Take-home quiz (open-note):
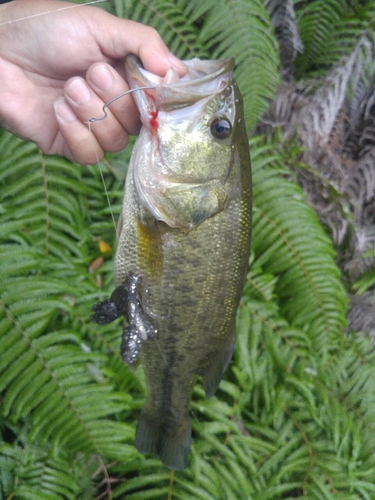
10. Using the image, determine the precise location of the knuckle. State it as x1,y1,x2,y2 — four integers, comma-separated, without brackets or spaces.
71,140,104,165
106,132,128,153
147,27,163,45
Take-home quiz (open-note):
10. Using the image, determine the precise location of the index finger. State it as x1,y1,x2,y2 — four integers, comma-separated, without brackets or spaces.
91,14,188,77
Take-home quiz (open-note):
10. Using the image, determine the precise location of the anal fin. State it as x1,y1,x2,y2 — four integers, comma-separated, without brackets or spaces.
202,339,235,399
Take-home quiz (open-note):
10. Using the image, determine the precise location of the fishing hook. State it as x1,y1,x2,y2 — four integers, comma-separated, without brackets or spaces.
87,86,157,124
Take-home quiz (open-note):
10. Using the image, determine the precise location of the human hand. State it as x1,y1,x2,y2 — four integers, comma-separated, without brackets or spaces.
0,0,187,164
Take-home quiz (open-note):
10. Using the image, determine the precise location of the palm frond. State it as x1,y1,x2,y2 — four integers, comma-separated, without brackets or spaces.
258,28,375,284
265,0,303,78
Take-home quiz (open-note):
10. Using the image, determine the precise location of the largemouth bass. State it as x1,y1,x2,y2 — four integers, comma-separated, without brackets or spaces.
92,54,252,470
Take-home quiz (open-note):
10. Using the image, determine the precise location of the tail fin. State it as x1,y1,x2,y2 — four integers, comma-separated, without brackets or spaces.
135,409,191,470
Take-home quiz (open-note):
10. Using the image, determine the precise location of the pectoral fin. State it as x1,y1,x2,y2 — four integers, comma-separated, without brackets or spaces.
202,339,235,399
137,216,163,284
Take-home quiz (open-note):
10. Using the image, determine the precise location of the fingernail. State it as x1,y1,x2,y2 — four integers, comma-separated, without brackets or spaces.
66,78,91,104
54,97,76,122
90,64,114,92
167,52,187,71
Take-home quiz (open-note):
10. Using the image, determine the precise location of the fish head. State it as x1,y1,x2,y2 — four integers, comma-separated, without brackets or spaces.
125,55,245,231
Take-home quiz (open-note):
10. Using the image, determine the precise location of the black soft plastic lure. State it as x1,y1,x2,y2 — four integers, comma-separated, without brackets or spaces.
91,272,157,364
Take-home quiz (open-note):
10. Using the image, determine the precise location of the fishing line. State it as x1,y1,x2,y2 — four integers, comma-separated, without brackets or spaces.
88,87,175,378
86,121,117,231
0,0,107,26
87,86,156,232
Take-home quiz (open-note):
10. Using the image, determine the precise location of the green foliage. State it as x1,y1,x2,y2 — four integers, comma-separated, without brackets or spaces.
1,1,375,499
2,128,375,498
189,0,280,130
354,265,375,295
296,0,375,77
250,138,347,353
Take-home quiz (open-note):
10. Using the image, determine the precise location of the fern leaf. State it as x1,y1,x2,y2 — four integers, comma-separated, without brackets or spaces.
114,0,208,59
250,138,347,352
0,443,98,500
296,0,349,74
197,0,280,129
265,0,303,73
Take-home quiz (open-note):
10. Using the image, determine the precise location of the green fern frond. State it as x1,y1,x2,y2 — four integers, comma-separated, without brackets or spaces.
296,0,351,75
250,138,347,352
0,137,91,261
295,0,375,79
113,0,208,59
197,0,280,129
0,287,132,456
244,258,279,302
0,442,102,500
0,130,135,475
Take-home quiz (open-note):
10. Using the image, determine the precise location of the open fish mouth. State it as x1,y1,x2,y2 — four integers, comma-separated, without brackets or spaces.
122,54,241,231
125,54,235,112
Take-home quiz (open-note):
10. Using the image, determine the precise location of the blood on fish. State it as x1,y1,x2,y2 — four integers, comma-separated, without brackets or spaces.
149,109,159,132
143,92,159,133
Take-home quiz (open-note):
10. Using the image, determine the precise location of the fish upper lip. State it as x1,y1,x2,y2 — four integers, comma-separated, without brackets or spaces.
125,54,235,90
124,55,235,112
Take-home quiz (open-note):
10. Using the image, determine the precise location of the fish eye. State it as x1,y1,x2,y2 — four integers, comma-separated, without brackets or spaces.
209,116,232,140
